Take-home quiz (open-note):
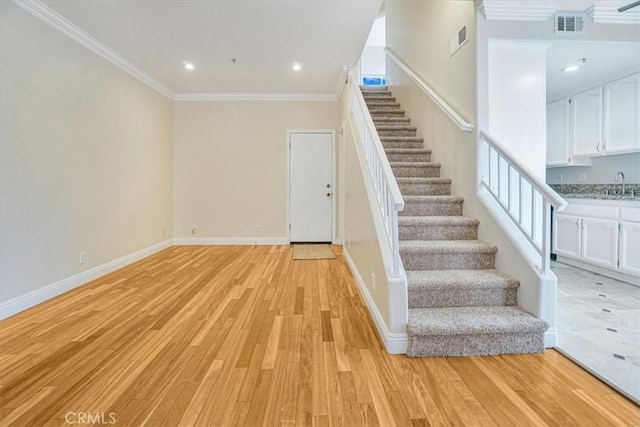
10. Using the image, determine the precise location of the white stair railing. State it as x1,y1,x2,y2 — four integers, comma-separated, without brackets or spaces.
478,131,567,274
349,79,405,278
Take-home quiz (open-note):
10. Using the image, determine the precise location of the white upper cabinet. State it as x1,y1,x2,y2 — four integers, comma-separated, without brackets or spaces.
603,73,640,154
572,87,603,157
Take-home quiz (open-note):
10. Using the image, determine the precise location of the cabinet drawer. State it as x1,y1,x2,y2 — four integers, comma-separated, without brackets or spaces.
562,203,618,220
621,207,640,222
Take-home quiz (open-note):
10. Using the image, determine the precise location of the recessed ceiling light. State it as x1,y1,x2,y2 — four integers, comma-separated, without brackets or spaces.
292,62,302,71
561,65,580,73
183,61,195,70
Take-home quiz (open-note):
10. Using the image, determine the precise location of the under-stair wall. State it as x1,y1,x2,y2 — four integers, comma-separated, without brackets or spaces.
385,0,557,345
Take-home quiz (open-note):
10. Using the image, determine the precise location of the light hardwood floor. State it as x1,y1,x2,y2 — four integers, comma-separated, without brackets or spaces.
1,245,638,426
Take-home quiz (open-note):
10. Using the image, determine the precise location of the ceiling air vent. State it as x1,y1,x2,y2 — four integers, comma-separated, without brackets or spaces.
555,13,586,34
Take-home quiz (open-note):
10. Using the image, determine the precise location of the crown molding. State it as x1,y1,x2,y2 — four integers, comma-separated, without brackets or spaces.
11,0,175,99
479,1,560,21
173,92,338,102
586,5,640,24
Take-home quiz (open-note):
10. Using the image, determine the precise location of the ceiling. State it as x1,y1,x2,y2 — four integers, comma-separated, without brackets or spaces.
546,41,640,99
40,0,382,95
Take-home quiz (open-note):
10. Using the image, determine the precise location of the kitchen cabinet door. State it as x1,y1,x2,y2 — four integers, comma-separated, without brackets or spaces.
603,73,640,154
572,87,603,157
553,214,581,259
581,218,619,269
619,221,640,276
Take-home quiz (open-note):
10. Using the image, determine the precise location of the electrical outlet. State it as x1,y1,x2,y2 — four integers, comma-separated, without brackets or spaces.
177,225,182,234
578,173,587,182
192,226,199,236
254,224,261,232
79,251,86,264
558,174,563,182
371,273,376,290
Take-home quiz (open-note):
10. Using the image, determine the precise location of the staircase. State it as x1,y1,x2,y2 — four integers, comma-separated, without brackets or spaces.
361,86,548,357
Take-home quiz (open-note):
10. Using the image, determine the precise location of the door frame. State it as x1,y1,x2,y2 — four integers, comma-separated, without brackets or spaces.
286,129,336,244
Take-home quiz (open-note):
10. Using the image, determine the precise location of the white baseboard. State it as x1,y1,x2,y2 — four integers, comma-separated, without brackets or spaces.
342,248,408,354
0,239,173,320
556,256,640,286
544,327,557,348
173,237,289,246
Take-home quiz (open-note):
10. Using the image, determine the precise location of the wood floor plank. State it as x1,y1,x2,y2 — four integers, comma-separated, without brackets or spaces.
0,245,637,426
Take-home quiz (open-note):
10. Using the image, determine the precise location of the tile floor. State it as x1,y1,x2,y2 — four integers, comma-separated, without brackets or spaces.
554,261,640,403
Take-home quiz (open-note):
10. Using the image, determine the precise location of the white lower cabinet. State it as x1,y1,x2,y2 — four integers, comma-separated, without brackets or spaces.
581,218,618,269
553,201,640,282
620,221,640,276
553,214,581,259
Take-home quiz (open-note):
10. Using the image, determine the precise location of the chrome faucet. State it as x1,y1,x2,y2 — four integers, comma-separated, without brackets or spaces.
615,171,626,195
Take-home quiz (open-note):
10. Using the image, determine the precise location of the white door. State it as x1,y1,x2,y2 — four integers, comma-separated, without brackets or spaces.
572,87,603,157
620,221,640,276
290,132,333,242
553,214,581,259
603,73,640,154
546,98,570,166
581,218,619,269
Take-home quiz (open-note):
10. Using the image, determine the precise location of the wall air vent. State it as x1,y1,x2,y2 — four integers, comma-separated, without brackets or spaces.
555,13,586,34
450,23,468,56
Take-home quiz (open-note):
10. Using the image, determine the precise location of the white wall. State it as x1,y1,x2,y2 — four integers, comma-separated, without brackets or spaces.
360,16,386,77
547,153,640,184
172,101,339,242
488,40,550,178
0,3,173,306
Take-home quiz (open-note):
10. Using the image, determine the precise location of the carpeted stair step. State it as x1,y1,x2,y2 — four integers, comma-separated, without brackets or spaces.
401,195,464,216
399,216,479,241
406,306,548,357
366,101,401,109
377,126,417,136
406,269,519,309
400,240,497,270
360,85,388,91
369,108,406,116
385,149,432,163
364,98,396,105
396,177,449,194
391,162,441,178
381,137,424,149
374,116,411,125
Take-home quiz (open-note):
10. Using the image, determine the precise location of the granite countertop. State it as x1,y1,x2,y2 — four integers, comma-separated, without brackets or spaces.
550,184,640,202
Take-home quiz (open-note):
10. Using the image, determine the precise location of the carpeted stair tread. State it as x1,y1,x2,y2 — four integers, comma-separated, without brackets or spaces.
369,109,406,115
366,102,401,108
390,161,440,167
360,85,388,91
385,148,431,153
381,136,423,142
396,176,448,183
400,240,497,254
406,269,519,290
399,216,479,227
403,195,464,203
376,126,417,131
407,306,548,336
374,117,410,123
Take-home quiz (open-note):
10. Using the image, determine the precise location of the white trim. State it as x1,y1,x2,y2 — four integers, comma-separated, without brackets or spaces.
384,48,474,133
343,248,408,354
545,327,557,347
173,237,289,246
11,0,174,99
586,5,640,25
174,92,338,102
335,66,349,100
286,130,336,244
0,239,173,320
556,256,640,286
